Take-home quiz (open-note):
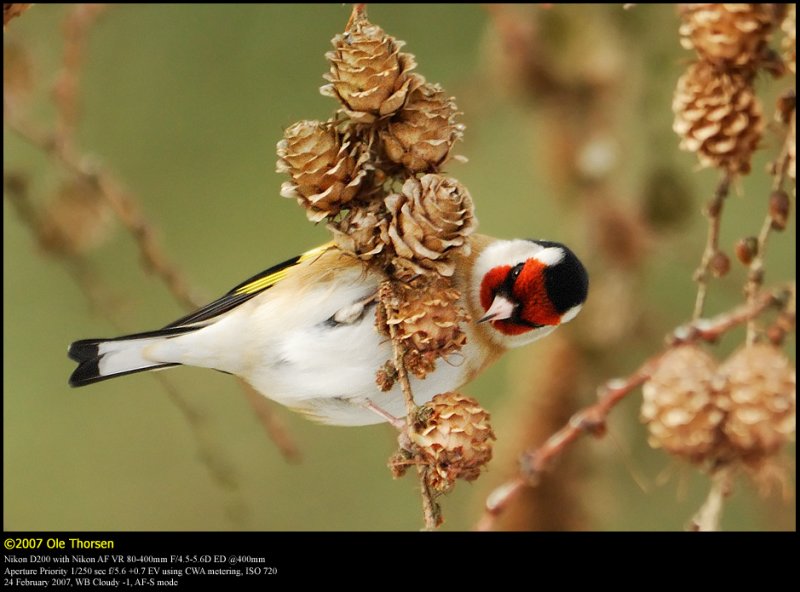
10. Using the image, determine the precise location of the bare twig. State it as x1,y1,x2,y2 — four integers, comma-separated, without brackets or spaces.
382,288,442,530
4,171,254,512
687,464,735,531
3,3,31,27
386,321,418,425
6,90,301,466
517,359,655,484
239,379,302,464
346,3,367,30
693,172,732,320
767,283,796,345
745,109,795,344
744,213,776,344
53,4,108,153
4,172,119,315
476,286,790,531
6,117,202,311
416,466,443,530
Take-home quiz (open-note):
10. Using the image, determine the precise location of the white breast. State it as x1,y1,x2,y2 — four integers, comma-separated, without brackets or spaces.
231,267,485,426
147,255,490,426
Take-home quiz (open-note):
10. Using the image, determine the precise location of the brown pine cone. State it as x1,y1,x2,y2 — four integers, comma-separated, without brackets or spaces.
641,345,726,464
409,392,495,493
328,199,388,261
718,344,796,464
320,13,423,124
380,82,464,173
383,174,476,280
277,120,370,222
379,277,469,379
673,60,762,174
679,4,785,71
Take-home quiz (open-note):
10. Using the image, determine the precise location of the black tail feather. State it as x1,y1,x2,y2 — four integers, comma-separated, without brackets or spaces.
68,339,101,363
69,360,179,387
67,332,189,388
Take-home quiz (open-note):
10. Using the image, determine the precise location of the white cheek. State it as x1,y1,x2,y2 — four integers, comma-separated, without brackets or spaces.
560,304,583,324
534,247,564,267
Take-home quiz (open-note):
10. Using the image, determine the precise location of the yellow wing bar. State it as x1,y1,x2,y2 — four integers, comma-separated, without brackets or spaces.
232,243,332,296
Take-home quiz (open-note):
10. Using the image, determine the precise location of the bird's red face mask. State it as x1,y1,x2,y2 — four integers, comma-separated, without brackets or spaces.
478,260,561,336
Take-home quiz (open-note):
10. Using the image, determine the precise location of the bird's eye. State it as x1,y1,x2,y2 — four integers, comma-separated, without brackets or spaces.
508,263,523,283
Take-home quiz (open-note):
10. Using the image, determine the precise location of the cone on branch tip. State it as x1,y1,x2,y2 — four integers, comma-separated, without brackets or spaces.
642,343,796,470
379,277,469,380
384,174,476,280
641,345,726,464
380,82,464,173
718,344,796,465
673,60,762,175
678,4,786,72
320,11,423,124
409,392,495,494
277,120,371,222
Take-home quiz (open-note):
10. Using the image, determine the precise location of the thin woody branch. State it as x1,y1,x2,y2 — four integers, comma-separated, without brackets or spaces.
687,464,735,531
745,109,795,344
53,4,108,153
3,3,31,27
239,379,303,464
477,285,791,531
382,291,442,530
6,118,201,311
6,105,301,467
692,172,732,320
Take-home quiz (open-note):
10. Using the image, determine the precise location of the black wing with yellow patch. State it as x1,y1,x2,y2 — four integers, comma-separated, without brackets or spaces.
164,243,333,329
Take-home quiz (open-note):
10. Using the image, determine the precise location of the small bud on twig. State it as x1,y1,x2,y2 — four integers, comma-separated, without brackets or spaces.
709,251,731,278
735,237,759,265
768,190,790,231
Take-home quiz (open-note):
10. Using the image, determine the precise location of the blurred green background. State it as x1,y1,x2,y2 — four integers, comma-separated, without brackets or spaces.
4,4,795,531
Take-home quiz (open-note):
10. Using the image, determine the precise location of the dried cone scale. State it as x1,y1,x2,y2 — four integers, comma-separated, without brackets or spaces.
641,345,725,464
678,4,785,71
381,82,464,173
673,60,763,174
320,12,423,124
718,344,796,464
379,277,469,379
277,120,370,222
409,392,496,493
384,174,477,280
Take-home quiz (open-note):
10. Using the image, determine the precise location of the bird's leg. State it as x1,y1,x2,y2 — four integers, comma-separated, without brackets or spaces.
362,401,415,451
363,400,406,430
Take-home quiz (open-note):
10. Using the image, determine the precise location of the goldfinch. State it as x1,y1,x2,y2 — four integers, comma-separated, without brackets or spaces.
68,234,588,426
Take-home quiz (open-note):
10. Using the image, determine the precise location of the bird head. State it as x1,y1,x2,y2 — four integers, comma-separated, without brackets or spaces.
473,239,589,348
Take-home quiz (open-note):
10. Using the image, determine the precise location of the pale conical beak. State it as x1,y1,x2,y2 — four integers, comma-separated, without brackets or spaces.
478,295,516,323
